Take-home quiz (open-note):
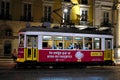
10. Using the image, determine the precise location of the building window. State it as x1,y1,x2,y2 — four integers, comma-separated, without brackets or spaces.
5,29,12,36
81,0,88,4
81,10,88,21
0,0,11,20
63,0,70,2
63,7,71,24
103,12,109,25
43,5,52,22
0,29,12,37
21,3,32,21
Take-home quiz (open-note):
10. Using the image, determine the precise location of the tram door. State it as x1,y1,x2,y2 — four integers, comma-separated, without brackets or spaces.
26,35,38,61
104,38,112,60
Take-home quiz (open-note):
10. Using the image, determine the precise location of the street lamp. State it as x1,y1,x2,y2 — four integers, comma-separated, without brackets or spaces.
63,7,68,23
63,8,68,13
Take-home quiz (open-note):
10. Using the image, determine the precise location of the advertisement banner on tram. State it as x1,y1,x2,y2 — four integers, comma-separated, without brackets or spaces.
39,50,104,62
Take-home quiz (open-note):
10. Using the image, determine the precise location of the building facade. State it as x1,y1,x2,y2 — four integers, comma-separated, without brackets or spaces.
0,0,115,59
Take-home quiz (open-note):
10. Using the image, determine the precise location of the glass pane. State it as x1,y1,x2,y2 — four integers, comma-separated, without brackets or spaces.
74,37,83,49
27,36,32,47
53,36,63,49
28,49,31,58
33,36,38,47
19,34,24,47
84,37,92,50
105,38,112,49
64,36,73,49
42,36,52,49
94,38,101,50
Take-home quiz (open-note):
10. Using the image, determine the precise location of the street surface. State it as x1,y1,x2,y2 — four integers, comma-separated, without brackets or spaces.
0,66,120,80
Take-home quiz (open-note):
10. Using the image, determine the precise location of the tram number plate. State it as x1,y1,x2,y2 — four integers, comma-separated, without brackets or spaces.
91,52,103,56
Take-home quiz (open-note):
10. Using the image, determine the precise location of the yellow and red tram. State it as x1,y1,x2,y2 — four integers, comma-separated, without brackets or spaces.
16,26,114,67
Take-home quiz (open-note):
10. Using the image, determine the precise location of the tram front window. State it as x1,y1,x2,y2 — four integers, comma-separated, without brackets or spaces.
27,37,32,47
26,35,38,47
33,37,37,47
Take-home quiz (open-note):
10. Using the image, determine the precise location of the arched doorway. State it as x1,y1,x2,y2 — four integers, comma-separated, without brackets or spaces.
4,40,12,56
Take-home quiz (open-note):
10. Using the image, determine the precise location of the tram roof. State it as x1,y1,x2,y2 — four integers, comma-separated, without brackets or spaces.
19,26,112,35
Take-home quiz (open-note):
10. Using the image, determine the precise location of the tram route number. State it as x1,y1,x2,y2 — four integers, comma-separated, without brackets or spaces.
91,52,103,56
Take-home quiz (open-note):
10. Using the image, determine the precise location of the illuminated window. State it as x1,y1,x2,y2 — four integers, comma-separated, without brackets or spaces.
64,36,73,49
42,36,52,49
53,36,63,49
74,37,83,49
84,37,92,50
93,38,101,50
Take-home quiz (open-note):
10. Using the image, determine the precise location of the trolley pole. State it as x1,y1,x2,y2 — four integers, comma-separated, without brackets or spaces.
115,0,120,64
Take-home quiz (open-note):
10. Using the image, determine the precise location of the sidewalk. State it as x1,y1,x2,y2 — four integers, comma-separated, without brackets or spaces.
0,57,17,69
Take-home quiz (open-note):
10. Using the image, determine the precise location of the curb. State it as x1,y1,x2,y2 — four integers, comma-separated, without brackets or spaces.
0,62,16,69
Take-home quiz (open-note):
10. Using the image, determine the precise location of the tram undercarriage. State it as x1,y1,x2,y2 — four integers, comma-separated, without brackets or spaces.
15,60,114,69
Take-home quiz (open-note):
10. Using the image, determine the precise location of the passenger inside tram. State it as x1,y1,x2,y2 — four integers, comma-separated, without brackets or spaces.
68,43,73,49
56,45,60,49
84,43,92,50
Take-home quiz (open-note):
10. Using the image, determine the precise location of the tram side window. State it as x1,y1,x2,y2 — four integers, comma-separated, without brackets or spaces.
19,34,24,47
64,36,73,49
42,36,52,49
53,36,63,49
93,38,101,50
74,37,83,49
105,38,112,49
84,37,92,50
